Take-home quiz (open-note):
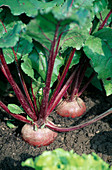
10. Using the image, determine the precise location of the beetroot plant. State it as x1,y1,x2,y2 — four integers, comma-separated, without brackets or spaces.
0,0,112,147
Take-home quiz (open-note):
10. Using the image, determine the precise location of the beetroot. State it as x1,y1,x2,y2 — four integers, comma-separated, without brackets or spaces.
56,97,86,118
1,9,112,148
21,124,58,147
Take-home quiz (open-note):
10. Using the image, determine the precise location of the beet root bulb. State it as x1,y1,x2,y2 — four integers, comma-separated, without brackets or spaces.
56,97,86,118
21,124,58,147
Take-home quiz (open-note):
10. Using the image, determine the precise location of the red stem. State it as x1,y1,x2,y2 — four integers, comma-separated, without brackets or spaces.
53,32,63,60
76,60,89,91
47,48,76,112
100,13,103,21
78,72,96,97
47,67,78,116
70,59,89,100
39,22,60,121
46,108,112,132
0,64,9,80
11,47,37,116
31,82,38,115
58,73,69,99
98,9,112,30
0,101,32,124
0,49,37,121
70,64,83,100
70,0,74,8
0,19,7,33
0,19,37,120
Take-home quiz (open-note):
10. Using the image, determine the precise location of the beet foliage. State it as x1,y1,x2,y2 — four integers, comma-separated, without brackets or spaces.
0,0,112,146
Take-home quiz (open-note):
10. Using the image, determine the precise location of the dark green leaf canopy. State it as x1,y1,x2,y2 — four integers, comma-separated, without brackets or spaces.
84,28,112,95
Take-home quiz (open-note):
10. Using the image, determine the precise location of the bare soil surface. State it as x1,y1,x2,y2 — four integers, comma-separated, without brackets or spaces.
0,84,112,170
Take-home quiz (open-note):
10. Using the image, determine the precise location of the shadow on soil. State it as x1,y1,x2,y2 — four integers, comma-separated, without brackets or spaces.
90,131,112,155
0,153,37,170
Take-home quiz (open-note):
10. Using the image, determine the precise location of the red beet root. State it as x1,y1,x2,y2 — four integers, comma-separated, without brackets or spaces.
21,124,58,147
56,97,86,118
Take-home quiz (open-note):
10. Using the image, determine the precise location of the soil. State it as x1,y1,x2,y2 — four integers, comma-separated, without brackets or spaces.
0,84,112,170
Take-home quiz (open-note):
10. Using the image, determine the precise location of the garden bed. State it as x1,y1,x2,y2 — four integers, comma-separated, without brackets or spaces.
0,84,112,170
0,1,112,170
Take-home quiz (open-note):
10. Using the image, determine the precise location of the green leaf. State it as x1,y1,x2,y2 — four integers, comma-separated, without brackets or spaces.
26,12,90,53
29,44,64,86
0,8,33,64
85,67,103,91
63,48,81,69
0,0,60,17
84,28,112,95
107,0,112,9
0,0,39,17
39,0,63,14
73,0,94,9
91,8,111,34
21,158,35,168
52,0,94,22
29,77,45,111
52,0,73,20
6,120,17,129
102,78,112,96
84,37,108,78
2,48,17,64
26,0,94,52
22,148,111,169
31,78,45,96
0,7,19,38
15,36,33,57
94,28,112,45
26,13,57,53
27,115,33,122
30,78,45,110
29,47,47,81
60,23,89,51
93,0,112,19
93,0,108,14
51,55,64,86
3,35,33,64
96,8,111,20
36,87,44,110
21,54,35,80
69,50,81,68
0,22,23,48
8,104,24,114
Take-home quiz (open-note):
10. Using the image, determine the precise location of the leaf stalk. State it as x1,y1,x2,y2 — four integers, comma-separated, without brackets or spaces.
46,108,112,132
